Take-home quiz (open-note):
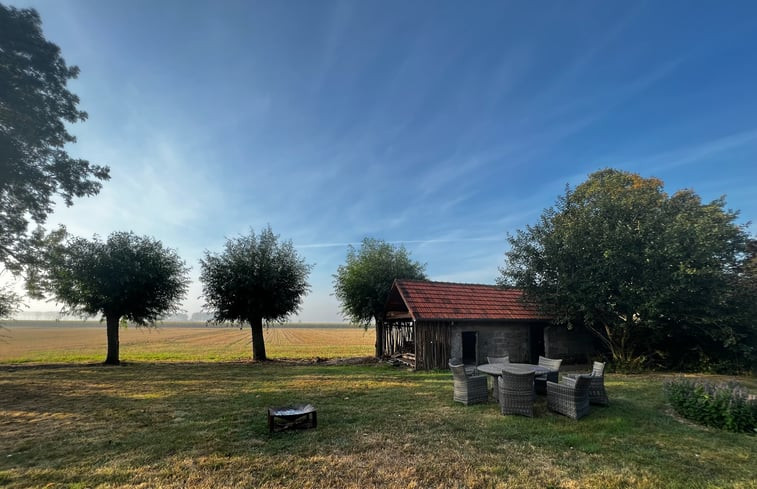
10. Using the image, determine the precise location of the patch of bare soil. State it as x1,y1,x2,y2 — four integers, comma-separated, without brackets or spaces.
273,356,379,366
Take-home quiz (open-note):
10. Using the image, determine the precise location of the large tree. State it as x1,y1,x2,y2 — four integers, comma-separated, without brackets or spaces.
500,168,754,369
0,4,109,311
333,238,427,356
40,232,190,365
199,226,312,361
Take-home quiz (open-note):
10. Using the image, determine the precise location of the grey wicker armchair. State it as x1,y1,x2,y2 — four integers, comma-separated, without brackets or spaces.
535,356,562,395
546,374,592,420
449,360,489,405
498,369,535,417
567,361,609,406
487,355,510,364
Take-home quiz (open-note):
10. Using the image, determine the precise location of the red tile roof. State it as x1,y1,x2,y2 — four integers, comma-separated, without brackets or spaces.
390,280,548,321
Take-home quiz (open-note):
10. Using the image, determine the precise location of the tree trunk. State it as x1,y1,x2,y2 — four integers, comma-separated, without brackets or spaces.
602,322,637,365
585,321,638,366
375,318,384,358
104,314,121,365
249,315,267,361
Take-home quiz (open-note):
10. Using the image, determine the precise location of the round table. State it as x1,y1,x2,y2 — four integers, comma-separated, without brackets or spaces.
476,363,555,401
477,362,553,376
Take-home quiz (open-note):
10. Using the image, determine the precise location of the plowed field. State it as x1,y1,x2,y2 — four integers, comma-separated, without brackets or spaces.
0,325,374,363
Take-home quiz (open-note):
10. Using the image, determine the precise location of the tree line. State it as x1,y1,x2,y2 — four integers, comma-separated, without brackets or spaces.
2,4,755,371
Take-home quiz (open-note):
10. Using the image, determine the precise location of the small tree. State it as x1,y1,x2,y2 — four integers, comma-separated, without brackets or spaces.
333,238,427,356
500,168,752,369
0,5,109,315
199,226,312,361
41,232,190,365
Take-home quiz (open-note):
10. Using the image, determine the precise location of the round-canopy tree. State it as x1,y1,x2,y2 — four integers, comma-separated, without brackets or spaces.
499,168,754,370
199,226,312,361
333,238,426,356
1,5,109,312
41,232,190,365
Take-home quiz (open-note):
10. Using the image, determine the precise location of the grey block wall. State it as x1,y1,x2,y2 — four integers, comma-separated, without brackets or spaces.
446,321,594,367
449,322,531,365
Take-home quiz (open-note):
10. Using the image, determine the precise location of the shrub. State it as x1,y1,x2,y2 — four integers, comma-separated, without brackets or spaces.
664,377,757,433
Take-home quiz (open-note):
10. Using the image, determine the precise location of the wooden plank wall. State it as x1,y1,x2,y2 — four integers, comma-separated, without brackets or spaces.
416,321,451,370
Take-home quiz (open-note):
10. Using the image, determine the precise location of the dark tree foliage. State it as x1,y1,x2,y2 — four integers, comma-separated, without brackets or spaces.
744,239,757,276
41,232,190,365
0,4,109,311
500,169,755,371
199,226,312,361
0,284,19,319
333,238,426,356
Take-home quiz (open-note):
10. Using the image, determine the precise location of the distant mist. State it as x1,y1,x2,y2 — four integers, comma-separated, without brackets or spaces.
11,311,212,322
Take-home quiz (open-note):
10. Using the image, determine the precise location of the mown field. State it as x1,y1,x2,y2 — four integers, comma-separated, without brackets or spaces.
0,323,374,364
1,363,756,489
1,323,756,488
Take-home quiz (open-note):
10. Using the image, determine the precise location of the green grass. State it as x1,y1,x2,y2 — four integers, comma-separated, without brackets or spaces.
1,363,755,488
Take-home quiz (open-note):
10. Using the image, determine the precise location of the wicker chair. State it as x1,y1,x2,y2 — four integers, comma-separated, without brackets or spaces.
487,355,510,364
566,361,609,406
546,374,592,420
449,360,488,405
498,369,535,417
534,356,562,395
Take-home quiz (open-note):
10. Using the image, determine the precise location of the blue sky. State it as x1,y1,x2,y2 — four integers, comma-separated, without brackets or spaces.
10,0,757,321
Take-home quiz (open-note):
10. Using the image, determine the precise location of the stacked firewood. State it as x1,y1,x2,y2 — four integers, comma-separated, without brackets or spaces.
386,352,415,368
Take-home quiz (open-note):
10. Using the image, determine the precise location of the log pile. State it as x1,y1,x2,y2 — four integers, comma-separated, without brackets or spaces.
386,352,415,368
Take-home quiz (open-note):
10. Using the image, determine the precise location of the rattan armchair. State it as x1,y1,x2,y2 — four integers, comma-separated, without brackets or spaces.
535,356,562,395
546,374,592,420
449,360,489,405
498,369,535,417
487,355,510,364
566,361,609,406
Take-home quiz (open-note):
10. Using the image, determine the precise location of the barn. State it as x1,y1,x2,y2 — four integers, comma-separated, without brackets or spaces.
380,279,594,370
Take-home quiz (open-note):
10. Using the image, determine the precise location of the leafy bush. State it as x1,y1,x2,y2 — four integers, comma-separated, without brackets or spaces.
664,377,757,433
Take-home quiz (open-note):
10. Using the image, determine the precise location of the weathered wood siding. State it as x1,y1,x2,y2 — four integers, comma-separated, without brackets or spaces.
415,321,451,370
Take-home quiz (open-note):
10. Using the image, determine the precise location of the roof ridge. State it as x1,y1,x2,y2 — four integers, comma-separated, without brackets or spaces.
396,279,518,290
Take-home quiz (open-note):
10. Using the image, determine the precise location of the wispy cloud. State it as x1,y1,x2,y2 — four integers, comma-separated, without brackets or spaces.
627,128,757,173
296,236,502,250
7,1,757,321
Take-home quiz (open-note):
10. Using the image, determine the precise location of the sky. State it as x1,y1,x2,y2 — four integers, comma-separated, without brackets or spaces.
7,0,757,321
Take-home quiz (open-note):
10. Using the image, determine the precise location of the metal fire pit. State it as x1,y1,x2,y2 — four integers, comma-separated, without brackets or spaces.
267,404,317,433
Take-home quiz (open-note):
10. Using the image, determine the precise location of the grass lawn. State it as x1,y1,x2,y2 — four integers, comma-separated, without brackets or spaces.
1,362,756,489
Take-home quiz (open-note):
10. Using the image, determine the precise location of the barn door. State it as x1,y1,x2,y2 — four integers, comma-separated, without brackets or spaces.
462,331,477,365
529,324,545,364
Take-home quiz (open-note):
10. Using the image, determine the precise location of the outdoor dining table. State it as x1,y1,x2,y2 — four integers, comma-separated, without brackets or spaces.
476,363,556,402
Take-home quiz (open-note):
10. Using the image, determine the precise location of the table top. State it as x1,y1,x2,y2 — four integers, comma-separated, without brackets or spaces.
476,363,554,376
